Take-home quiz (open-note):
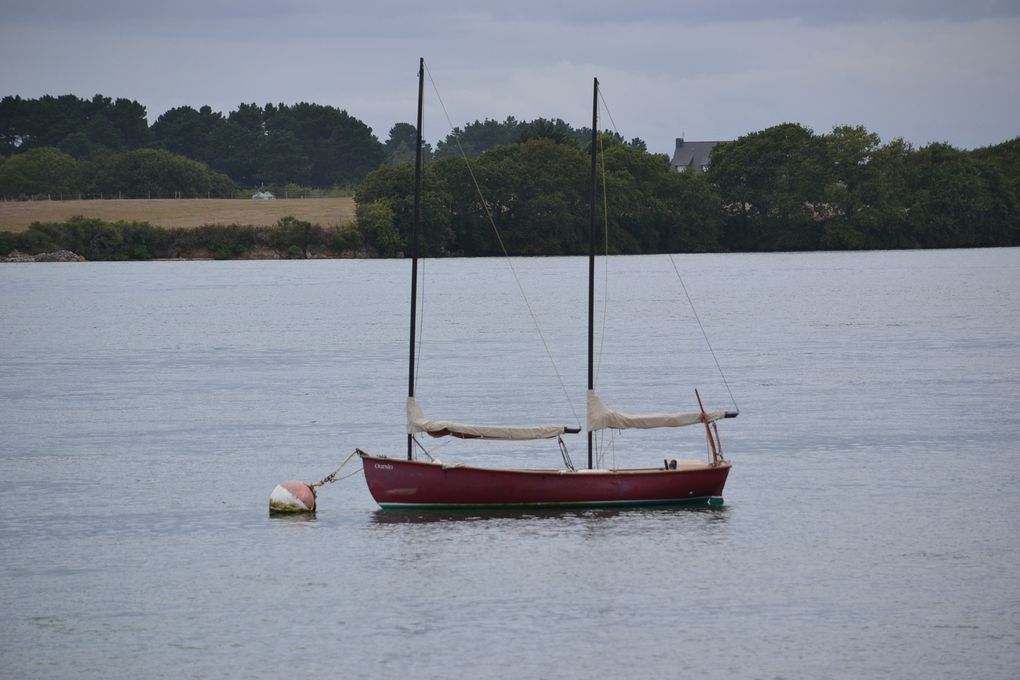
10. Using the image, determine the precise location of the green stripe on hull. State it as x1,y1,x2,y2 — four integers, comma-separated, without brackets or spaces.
378,496,725,510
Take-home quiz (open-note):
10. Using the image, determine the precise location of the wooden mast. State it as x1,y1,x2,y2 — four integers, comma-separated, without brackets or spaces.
408,57,424,461
587,77,598,470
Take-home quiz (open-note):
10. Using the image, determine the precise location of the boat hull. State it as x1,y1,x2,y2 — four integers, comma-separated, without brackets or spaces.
359,452,731,509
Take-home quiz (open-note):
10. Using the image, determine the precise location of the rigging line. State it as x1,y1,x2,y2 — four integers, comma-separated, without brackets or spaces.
415,256,426,388
592,85,622,389
591,90,613,463
597,89,621,139
335,468,363,482
424,63,581,429
593,126,610,387
667,254,740,413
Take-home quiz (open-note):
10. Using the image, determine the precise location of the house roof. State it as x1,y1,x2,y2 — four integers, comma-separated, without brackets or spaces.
670,138,719,170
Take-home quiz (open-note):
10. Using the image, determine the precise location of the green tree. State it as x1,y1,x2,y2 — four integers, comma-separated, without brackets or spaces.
263,102,386,187
357,161,453,255
150,105,226,163
850,137,917,248
0,94,148,158
903,143,993,248
517,118,580,146
817,125,882,249
89,149,236,197
106,97,149,149
970,138,1020,245
356,200,403,256
385,123,433,163
0,147,80,197
596,140,721,253
467,138,589,255
434,117,521,159
360,134,719,256
970,137,1020,195
206,121,263,186
708,123,827,250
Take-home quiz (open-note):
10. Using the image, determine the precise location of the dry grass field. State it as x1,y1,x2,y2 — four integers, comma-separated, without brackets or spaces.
0,197,357,232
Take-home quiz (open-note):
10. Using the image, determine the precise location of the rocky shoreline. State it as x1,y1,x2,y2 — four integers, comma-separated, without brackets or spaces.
1,250,87,263
0,248,373,262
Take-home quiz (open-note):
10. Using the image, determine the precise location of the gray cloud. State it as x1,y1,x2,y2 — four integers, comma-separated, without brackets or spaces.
6,0,1020,27
1,1,1018,152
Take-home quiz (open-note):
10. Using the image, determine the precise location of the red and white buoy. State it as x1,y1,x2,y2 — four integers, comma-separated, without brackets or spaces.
269,480,317,513
269,451,359,514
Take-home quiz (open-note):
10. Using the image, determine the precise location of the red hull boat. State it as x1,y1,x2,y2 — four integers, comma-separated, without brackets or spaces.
360,451,731,509
359,61,737,510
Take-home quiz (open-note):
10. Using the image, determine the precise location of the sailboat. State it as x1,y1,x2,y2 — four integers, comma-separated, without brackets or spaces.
358,59,737,509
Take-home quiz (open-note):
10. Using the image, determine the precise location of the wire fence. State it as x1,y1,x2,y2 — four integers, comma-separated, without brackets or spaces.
0,188,354,202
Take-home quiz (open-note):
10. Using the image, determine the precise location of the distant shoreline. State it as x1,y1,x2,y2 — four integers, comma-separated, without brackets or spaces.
0,197,356,232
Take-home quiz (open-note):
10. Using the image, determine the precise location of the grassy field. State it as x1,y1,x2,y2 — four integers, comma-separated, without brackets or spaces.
0,197,357,232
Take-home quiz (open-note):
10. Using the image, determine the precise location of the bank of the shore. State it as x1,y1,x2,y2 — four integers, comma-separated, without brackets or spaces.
0,216,371,262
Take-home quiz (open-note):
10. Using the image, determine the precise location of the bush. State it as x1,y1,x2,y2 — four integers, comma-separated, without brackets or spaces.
89,149,236,198
355,200,402,256
2,215,358,259
331,227,364,252
0,230,19,255
0,147,80,197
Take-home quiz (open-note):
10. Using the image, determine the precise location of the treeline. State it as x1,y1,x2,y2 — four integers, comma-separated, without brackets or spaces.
356,136,702,256
0,94,385,189
709,124,1019,250
2,92,1018,254
385,116,646,162
356,124,1020,255
0,216,365,261
0,94,643,193
150,103,384,187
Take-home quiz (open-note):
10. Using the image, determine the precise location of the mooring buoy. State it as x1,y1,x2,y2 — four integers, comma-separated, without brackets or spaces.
269,480,316,514
268,451,362,514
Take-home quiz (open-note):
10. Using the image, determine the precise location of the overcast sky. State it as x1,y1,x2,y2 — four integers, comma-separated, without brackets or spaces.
2,0,1018,154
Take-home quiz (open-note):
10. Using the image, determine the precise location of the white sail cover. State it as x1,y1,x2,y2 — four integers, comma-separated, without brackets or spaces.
407,397,568,440
587,390,726,432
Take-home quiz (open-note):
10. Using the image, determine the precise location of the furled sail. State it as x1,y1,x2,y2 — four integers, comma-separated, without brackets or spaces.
587,391,726,432
407,397,571,440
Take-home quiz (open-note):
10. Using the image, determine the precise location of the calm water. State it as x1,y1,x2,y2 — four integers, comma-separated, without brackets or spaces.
1,250,1018,679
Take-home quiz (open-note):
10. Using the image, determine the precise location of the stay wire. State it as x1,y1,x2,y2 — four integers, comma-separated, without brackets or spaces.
590,86,617,464
424,62,581,429
599,84,737,415
592,86,621,388
598,84,738,415
594,118,610,387
667,254,740,413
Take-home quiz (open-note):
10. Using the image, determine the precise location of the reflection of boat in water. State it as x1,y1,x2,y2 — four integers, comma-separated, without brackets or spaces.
359,59,737,510
368,505,728,526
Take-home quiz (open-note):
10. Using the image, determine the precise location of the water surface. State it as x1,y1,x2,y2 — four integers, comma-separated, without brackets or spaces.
2,249,1018,678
